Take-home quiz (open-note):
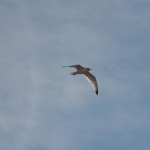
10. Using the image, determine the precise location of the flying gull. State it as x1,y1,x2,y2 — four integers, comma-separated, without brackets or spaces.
62,64,98,95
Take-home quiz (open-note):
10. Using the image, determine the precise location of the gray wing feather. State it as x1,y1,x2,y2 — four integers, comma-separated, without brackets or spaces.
83,72,98,95
62,64,83,70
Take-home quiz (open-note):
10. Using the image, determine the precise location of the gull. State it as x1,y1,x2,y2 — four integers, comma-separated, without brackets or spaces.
62,64,98,95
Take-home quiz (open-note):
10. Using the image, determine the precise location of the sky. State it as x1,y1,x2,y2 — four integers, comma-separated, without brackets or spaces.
0,0,150,150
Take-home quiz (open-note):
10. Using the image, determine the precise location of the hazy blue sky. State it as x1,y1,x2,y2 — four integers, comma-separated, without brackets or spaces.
0,0,150,150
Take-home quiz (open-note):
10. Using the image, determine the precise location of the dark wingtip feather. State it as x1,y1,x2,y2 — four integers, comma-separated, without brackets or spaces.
95,90,98,96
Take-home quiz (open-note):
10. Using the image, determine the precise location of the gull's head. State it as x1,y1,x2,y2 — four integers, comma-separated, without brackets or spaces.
87,68,92,71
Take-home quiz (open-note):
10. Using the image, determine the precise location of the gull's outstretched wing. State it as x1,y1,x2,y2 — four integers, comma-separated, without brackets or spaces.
83,72,98,95
62,64,83,70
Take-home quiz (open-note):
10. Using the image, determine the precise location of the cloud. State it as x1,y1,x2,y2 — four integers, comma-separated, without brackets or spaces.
0,0,150,150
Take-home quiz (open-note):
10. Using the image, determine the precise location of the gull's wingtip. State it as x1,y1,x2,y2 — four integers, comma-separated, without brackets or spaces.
62,66,67,68
95,90,98,96
62,65,73,68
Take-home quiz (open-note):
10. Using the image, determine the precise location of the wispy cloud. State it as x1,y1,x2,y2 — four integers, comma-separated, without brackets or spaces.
0,0,150,150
